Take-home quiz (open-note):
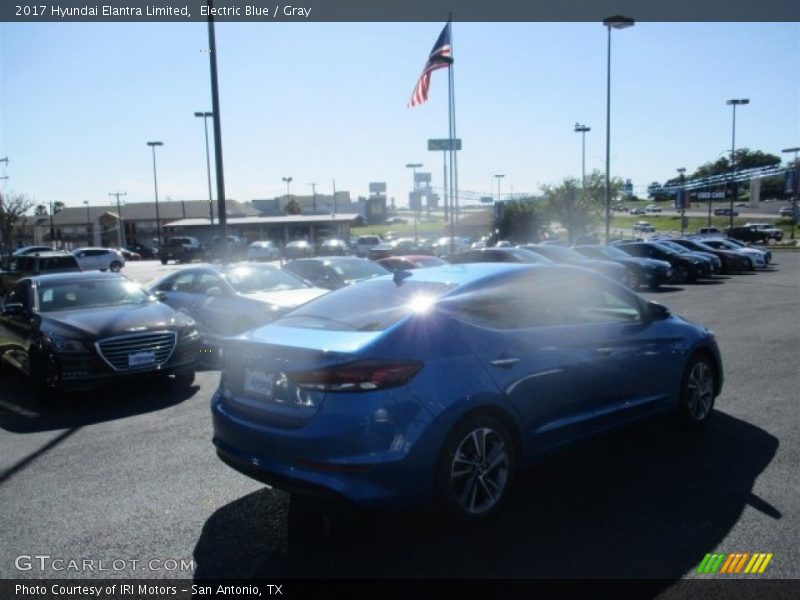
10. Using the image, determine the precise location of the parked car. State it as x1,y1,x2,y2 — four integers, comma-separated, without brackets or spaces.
0,272,200,398
778,205,799,218
668,238,752,273
150,263,328,351
645,204,663,214
126,244,159,260
355,235,382,257
652,239,722,275
633,221,656,233
574,244,673,290
714,208,739,217
12,245,54,256
726,225,775,244
629,207,646,215
161,237,204,264
742,223,783,242
0,251,82,296
247,241,281,262
431,236,471,256
616,241,710,283
700,238,767,269
283,240,315,259
206,235,248,261
318,239,349,257
377,255,448,271
72,247,125,272
517,244,628,286
721,237,771,264
697,227,723,236
282,257,389,290
212,263,723,520
448,247,554,265
119,249,141,261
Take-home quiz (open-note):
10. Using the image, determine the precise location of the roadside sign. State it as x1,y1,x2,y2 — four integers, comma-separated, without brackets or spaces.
427,138,462,151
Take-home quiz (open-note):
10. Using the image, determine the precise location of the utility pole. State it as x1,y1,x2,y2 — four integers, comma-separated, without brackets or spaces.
310,182,317,212
108,191,127,248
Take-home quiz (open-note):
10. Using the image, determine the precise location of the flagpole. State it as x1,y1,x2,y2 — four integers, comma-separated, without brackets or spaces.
447,16,457,251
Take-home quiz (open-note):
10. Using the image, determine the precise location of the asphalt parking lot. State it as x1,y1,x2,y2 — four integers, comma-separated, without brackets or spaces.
0,253,798,587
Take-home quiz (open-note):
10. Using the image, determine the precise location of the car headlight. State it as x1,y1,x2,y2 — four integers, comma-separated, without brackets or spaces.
47,332,89,354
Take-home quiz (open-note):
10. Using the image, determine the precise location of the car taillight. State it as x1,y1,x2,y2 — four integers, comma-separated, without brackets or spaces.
286,360,423,392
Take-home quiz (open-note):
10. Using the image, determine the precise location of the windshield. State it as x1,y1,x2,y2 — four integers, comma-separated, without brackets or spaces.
657,241,692,254
276,280,455,331
330,259,388,282
521,245,579,262
595,245,629,259
37,279,150,312
225,265,310,293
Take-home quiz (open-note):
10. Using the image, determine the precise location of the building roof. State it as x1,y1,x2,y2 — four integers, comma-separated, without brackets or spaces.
163,213,362,228
46,199,259,226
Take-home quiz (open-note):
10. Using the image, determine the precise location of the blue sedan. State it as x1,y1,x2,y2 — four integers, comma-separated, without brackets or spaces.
212,264,723,520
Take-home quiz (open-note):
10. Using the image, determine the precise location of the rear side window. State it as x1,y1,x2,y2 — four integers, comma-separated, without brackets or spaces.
276,280,454,331
40,256,79,269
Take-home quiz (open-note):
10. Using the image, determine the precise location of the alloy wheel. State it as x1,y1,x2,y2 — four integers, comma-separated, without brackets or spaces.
449,426,510,516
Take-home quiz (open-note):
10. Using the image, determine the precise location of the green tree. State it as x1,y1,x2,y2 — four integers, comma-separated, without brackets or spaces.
495,198,547,243
0,192,34,255
34,204,48,216
541,171,621,244
284,198,302,215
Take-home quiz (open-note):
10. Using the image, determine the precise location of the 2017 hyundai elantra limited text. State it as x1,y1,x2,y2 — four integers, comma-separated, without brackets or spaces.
212,264,723,520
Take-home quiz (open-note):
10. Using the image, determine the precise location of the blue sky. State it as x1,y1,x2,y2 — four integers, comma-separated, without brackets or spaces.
1,21,798,209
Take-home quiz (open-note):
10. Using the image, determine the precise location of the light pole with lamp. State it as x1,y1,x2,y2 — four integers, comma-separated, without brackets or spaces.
574,123,590,186
406,163,422,242
782,146,800,240
282,176,293,207
726,98,749,230
194,111,215,225
108,191,126,248
677,167,687,236
494,173,505,204
603,15,635,244
146,141,164,251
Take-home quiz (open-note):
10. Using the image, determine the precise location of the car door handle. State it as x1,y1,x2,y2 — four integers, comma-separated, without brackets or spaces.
490,358,520,369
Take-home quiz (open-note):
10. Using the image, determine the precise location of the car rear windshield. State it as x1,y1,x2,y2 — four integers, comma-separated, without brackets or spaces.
275,279,455,331
37,279,150,312
330,259,388,282
225,265,310,293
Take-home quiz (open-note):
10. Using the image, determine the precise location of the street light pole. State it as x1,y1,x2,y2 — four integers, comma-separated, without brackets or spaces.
782,146,800,240
603,15,635,245
108,191,127,248
494,174,505,204
194,111,215,225
726,98,749,230
677,167,687,237
146,141,164,251
310,182,317,212
406,163,423,242
574,123,590,187
282,176,293,209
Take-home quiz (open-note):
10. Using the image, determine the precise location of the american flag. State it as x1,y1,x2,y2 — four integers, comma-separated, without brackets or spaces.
408,22,453,108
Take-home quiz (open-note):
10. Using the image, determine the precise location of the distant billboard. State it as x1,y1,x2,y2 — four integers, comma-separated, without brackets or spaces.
369,182,386,194
427,138,462,151
480,196,494,203
415,172,432,184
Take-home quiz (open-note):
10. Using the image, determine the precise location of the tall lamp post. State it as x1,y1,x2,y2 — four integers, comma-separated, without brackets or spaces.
574,123,590,187
494,173,505,204
783,146,800,240
726,98,749,230
108,191,127,248
146,141,164,251
677,167,687,236
603,15,635,244
406,163,423,242
282,176,293,208
194,111,215,225
83,201,91,245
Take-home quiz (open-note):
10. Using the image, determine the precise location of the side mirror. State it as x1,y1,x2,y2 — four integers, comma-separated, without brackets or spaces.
2,302,26,317
647,301,671,321
153,290,167,302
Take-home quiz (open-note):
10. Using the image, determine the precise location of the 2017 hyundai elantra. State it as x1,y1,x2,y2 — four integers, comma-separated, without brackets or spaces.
212,264,723,520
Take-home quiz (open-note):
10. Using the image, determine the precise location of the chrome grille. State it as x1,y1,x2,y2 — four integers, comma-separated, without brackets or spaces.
95,331,177,371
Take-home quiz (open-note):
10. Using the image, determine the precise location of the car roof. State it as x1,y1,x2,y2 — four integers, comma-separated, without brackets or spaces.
17,250,74,258
23,271,127,285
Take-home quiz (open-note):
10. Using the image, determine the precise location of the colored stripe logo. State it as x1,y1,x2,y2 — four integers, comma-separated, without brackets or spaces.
697,552,773,574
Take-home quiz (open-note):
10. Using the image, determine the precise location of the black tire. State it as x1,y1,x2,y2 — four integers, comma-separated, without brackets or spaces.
678,354,716,427
626,268,641,290
160,257,168,265
170,370,195,390
436,413,517,521
110,260,122,272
